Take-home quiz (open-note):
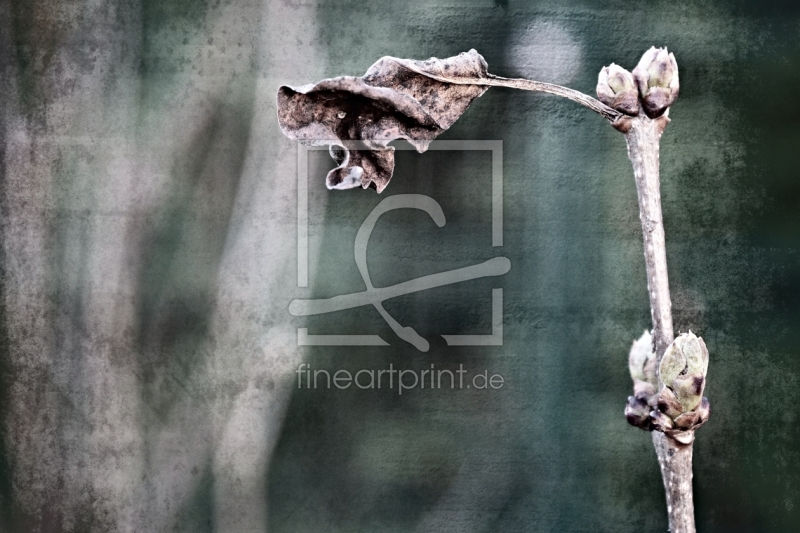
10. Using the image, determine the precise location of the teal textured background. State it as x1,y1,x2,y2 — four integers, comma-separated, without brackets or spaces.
1,0,799,531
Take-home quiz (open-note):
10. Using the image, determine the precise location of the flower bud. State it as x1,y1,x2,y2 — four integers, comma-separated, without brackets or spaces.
632,47,679,118
659,331,708,387
625,331,658,431
596,63,639,116
649,332,711,441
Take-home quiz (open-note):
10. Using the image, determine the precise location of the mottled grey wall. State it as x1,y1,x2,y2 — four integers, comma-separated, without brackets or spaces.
1,0,799,532
0,0,305,530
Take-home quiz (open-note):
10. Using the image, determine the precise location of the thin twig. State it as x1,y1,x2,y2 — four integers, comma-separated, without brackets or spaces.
482,74,623,122
389,58,622,122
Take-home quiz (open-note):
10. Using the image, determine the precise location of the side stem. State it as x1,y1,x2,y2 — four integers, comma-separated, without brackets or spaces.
482,75,622,121
625,115,695,533
395,62,623,122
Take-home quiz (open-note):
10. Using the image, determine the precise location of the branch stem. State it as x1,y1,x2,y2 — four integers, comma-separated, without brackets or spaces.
625,116,675,358
625,114,695,533
653,432,696,533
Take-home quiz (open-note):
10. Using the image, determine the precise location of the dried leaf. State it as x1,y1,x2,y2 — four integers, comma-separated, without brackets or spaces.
277,50,490,192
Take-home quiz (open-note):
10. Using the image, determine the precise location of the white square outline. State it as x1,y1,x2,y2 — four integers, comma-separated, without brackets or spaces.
296,140,503,347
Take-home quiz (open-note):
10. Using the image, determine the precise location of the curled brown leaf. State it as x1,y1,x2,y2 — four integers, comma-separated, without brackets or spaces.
277,50,490,192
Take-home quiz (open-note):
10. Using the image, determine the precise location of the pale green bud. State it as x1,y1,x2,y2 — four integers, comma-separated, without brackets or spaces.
659,331,708,387
648,332,711,441
625,331,658,430
628,330,657,385
597,63,639,116
632,47,680,118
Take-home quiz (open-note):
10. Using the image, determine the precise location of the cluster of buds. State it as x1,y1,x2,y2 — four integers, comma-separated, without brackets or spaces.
597,47,679,119
652,332,711,444
625,331,711,445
